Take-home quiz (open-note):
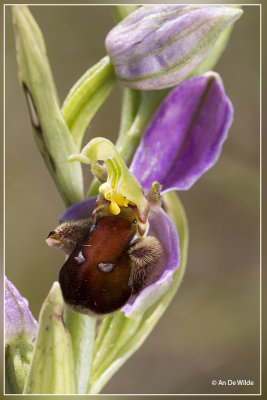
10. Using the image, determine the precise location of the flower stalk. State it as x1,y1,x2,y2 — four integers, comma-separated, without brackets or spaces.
64,308,96,394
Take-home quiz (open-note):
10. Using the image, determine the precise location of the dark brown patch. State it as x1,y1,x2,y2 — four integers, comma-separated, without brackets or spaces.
22,82,42,135
48,154,56,172
59,216,136,315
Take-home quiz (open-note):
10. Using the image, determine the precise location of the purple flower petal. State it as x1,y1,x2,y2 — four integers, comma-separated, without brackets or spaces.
59,196,97,223
5,276,38,344
105,5,242,90
122,206,180,317
130,72,233,192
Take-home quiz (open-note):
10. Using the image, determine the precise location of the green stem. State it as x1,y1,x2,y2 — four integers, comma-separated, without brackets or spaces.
90,313,143,384
64,308,96,394
116,89,169,165
91,313,126,372
117,88,142,144
93,316,113,355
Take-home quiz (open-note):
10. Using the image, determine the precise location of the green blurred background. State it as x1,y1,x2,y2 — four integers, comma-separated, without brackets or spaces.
5,5,260,395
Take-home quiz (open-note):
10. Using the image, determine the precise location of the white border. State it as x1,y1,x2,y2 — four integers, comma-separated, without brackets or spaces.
3,3,262,397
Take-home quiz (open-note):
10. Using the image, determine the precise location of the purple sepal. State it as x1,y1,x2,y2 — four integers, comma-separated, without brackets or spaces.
105,5,242,90
59,196,97,223
5,276,38,345
130,72,233,192
122,206,180,317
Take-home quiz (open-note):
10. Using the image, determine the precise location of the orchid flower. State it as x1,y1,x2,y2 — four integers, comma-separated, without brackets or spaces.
9,4,243,395
51,72,233,317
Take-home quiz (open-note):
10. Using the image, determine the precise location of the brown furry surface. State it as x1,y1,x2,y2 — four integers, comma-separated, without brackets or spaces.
128,236,163,294
48,218,93,253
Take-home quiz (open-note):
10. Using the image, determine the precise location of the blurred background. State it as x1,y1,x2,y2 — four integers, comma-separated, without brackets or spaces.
5,5,260,395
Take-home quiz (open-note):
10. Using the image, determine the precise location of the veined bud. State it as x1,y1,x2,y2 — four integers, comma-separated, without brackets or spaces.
105,5,242,90
5,277,38,393
5,276,37,345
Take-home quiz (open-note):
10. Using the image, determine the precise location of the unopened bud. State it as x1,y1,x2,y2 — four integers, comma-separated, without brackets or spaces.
105,5,242,90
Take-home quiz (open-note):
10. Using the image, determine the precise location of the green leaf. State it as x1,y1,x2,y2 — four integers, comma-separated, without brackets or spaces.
88,192,188,394
23,282,76,394
62,56,116,151
12,6,83,206
5,339,33,394
64,307,96,394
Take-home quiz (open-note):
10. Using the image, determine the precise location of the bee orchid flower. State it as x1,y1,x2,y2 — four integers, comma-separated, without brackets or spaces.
47,72,233,317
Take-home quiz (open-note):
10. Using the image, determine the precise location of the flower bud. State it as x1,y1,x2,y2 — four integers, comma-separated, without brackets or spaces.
105,5,242,90
5,276,37,345
5,277,38,393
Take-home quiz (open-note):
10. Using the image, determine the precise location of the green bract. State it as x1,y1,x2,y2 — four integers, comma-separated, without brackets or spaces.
12,6,84,206
23,283,76,394
5,340,33,394
62,56,116,151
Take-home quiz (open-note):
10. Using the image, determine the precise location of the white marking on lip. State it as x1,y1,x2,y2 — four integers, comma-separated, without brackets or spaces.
75,251,85,264
97,263,115,273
